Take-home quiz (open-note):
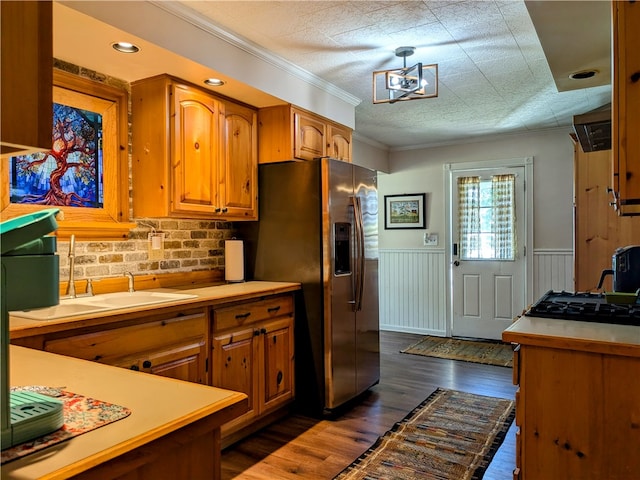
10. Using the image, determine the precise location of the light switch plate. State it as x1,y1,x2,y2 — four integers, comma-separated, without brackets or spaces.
424,233,438,246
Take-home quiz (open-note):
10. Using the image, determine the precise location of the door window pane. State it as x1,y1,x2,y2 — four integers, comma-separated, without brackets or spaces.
457,174,515,260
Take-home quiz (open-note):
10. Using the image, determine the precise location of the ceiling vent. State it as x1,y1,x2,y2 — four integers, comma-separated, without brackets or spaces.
572,103,611,152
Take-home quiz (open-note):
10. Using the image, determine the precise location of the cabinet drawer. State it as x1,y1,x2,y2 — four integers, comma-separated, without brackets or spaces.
44,310,207,364
214,295,293,332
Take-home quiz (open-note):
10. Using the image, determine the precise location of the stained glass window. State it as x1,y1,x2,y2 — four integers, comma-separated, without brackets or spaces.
9,103,103,208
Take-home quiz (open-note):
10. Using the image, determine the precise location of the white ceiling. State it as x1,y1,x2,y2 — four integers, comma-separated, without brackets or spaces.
54,1,613,150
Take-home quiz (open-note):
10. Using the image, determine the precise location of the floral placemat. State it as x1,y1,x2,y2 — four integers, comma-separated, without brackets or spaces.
1,386,131,464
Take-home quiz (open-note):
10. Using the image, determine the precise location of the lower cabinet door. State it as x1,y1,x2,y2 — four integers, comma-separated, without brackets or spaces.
212,327,257,432
260,317,294,411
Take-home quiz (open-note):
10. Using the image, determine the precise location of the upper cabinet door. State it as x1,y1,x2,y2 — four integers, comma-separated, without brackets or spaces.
172,85,221,215
328,123,352,163
294,110,326,160
612,0,640,215
221,101,258,220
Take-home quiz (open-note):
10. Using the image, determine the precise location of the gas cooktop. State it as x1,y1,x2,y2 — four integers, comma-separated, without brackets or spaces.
526,290,640,326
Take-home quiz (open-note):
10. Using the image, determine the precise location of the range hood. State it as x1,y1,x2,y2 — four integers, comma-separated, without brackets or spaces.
573,103,611,152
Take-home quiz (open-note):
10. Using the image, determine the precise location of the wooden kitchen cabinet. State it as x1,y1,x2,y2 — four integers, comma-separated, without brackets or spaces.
211,293,295,443
39,308,208,384
573,142,640,291
506,330,640,479
131,74,257,220
258,104,352,163
611,0,640,215
328,122,353,162
221,101,258,219
0,1,53,158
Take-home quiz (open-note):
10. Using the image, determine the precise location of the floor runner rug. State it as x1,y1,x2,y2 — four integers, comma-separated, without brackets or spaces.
333,388,515,480
401,335,513,367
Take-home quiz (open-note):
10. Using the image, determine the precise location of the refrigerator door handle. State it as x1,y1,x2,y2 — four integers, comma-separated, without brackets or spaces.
352,195,366,312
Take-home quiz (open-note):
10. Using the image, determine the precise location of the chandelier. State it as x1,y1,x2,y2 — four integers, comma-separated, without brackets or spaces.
373,46,438,104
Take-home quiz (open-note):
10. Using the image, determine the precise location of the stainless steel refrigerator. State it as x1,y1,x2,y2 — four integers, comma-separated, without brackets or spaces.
238,158,379,415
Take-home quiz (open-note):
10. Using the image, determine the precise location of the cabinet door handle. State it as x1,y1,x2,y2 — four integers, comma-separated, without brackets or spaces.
267,306,281,314
130,365,140,371
235,312,251,320
253,329,261,336
222,207,228,213
143,360,152,369
215,207,221,213
260,328,267,335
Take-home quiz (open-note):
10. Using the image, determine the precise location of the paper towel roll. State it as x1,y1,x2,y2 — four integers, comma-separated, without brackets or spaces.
225,239,244,283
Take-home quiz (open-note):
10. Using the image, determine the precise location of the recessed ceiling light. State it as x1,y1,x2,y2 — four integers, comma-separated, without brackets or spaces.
204,78,225,87
569,69,598,80
112,42,140,54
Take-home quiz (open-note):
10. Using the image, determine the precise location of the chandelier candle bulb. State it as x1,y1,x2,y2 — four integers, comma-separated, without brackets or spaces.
225,239,244,283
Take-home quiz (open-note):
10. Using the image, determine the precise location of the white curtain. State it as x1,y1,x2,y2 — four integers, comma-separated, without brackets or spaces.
492,174,516,260
457,176,480,259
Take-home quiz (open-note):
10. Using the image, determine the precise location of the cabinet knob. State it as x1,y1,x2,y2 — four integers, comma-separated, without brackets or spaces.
143,360,152,369
130,365,139,371
260,328,267,335
222,207,228,213
215,207,221,213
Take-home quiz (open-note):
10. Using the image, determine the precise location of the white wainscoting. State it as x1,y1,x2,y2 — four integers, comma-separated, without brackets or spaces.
532,249,574,300
379,248,574,334
379,249,447,336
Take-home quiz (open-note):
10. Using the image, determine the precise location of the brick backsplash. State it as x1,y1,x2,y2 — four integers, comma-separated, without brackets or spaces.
53,60,236,284
58,218,236,283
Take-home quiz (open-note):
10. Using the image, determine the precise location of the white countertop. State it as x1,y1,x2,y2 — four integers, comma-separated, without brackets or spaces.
10,281,300,337
503,314,640,357
1,346,247,479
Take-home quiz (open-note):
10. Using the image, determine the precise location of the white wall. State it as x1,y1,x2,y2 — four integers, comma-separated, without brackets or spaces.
352,135,390,173
379,127,576,251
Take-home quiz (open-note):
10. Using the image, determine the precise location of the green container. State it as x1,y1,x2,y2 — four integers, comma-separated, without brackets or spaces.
1,209,60,311
1,208,61,448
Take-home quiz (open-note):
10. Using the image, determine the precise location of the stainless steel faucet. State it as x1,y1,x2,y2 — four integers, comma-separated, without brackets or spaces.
124,271,135,293
65,234,76,298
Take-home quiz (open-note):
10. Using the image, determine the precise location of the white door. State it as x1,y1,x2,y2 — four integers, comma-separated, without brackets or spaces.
449,165,527,340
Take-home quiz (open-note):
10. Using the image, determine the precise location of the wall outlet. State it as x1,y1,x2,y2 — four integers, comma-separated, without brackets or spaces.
424,233,438,246
148,233,165,260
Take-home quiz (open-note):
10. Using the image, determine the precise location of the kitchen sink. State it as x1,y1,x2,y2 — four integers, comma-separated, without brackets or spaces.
12,291,198,321
14,303,111,320
80,291,199,308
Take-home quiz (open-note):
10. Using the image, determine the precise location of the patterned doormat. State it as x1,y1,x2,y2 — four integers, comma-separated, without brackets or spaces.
401,335,514,367
333,388,515,480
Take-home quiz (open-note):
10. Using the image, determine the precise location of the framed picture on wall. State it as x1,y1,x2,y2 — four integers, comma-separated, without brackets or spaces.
384,193,426,229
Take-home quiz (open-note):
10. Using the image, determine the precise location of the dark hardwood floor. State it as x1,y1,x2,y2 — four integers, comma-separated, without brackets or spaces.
221,331,517,479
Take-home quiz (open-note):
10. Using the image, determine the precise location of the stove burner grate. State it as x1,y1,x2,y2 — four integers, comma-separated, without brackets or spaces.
526,290,640,326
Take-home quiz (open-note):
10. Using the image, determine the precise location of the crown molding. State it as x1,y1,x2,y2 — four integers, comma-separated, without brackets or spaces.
150,1,362,107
